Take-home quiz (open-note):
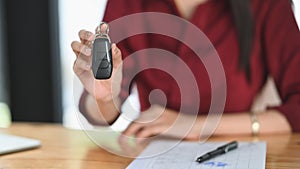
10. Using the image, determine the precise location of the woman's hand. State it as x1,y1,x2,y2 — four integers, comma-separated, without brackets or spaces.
71,30,123,102
122,105,201,140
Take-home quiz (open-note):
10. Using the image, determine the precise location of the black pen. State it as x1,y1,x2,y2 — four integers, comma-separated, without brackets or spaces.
196,141,238,163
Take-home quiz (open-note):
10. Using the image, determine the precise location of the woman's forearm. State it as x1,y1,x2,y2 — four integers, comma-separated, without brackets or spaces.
186,110,292,140
192,110,292,137
84,94,120,125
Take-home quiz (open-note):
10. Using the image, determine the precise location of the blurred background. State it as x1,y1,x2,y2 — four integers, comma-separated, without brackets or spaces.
0,0,107,128
0,0,299,128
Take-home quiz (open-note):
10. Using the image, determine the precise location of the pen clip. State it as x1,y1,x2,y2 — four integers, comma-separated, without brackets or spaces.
218,141,238,153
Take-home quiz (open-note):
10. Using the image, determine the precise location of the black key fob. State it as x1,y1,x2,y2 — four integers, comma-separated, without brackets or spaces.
92,22,113,79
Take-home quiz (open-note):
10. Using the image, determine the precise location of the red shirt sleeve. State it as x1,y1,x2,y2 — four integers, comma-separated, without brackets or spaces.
263,0,300,132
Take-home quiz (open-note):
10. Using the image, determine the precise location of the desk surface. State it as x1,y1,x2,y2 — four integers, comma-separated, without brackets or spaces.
0,123,300,169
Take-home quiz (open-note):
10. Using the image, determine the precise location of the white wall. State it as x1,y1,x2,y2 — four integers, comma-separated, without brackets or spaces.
59,0,107,128
295,0,300,27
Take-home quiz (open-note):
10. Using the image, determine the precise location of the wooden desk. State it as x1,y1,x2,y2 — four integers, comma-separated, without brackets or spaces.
0,123,300,169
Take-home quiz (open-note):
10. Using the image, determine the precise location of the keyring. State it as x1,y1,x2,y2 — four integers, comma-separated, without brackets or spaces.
95,22,110,38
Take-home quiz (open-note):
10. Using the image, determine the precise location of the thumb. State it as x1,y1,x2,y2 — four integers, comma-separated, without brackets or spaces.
111,43,122,68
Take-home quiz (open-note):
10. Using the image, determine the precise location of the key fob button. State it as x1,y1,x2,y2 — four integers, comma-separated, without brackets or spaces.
100,60,109,69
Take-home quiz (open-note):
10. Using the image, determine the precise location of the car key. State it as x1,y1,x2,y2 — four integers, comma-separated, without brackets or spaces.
92,22,113,79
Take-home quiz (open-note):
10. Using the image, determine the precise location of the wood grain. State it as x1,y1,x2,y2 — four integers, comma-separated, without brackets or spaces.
0,123,299,169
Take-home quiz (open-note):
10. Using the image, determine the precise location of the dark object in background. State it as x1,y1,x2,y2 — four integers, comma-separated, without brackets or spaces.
0,0,9,104
3,0,62,123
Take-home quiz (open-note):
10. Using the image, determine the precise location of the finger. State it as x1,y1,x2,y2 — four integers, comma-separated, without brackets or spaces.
73,56,92,73
117,134,146,157
111,43,123,67
117,135,135,156
79,30,95,44
71,41,92,57
136,125,163,139
123,122,144,137
71,41,80,56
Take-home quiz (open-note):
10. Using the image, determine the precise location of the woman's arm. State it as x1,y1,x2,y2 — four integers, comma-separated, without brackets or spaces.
79,91,120,125
72,30,123,125
122,106,291,140
213,110,291,136
262,0,300,132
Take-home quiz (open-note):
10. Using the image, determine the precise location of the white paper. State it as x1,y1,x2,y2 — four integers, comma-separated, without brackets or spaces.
127,141,266,169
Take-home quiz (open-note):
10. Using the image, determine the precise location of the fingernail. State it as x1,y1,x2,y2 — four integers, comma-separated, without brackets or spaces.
86,32,93,38
112,43,116,48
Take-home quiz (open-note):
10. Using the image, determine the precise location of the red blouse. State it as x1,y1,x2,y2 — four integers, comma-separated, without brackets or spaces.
101,0,300,131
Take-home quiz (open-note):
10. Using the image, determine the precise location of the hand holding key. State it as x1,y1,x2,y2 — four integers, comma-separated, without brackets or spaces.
71,23,122,102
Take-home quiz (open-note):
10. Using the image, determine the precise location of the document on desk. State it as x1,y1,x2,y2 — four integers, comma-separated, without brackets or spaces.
127,141,266,169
